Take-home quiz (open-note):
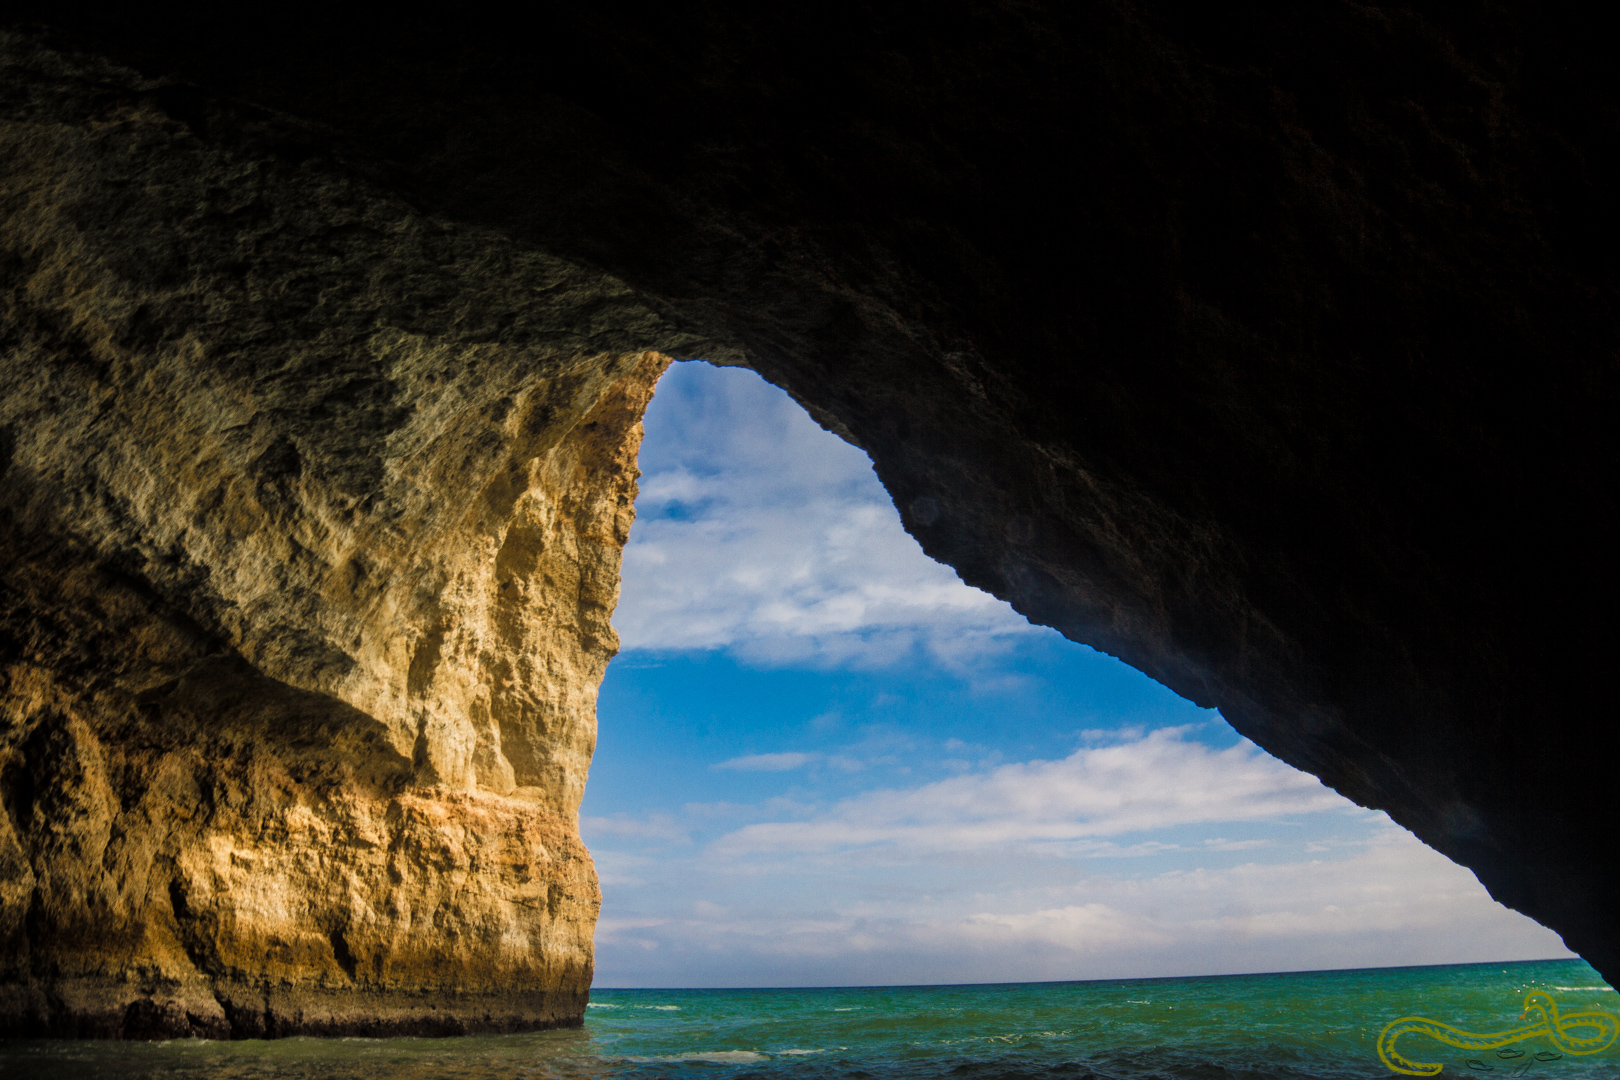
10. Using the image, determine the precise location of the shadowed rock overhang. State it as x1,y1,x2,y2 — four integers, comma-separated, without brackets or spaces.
2,1,1617,1035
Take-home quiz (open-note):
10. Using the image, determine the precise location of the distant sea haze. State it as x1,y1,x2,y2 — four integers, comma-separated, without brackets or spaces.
4,958,1614,1079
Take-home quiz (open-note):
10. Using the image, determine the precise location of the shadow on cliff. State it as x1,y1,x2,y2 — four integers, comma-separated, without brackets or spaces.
0,483,421,1038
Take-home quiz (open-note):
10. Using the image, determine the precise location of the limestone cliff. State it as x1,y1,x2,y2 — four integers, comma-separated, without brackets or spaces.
0,35,685,1037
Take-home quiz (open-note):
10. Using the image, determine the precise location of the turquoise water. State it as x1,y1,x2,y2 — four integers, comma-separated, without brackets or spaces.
2,959,1615,1078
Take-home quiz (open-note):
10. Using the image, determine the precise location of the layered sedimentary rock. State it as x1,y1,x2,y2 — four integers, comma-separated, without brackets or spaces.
0,34,687,1036
4,0,1620,1037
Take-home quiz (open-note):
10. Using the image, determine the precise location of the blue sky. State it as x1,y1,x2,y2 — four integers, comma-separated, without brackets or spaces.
580,360,1571,989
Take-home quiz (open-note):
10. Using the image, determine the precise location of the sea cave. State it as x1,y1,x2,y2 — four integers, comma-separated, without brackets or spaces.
1,2,1616,1039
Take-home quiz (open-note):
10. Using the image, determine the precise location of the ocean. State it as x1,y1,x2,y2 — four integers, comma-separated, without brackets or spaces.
2,959,1614,1079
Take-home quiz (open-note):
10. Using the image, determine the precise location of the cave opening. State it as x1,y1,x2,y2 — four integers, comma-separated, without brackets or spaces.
2,5,1618,1056
582,361,1572,989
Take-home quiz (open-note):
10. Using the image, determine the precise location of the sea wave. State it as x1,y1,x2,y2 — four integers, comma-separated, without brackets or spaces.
626,1051,769,1064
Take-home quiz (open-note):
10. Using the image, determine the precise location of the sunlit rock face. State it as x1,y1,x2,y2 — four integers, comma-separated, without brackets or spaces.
3,0,1619,1036
0,34,682,1036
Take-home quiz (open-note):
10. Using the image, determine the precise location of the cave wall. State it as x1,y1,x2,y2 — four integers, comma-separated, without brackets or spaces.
0,33,684,1036
2,0,1618,1034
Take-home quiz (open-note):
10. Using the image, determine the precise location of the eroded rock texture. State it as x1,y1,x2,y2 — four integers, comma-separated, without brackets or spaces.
3,0,1619,1035
0,35,686,1036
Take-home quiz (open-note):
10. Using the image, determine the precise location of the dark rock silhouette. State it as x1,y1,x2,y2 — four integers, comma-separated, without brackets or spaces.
2,1,1615,1034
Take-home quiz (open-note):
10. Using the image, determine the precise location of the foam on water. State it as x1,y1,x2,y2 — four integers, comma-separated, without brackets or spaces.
1,959,1613,1079
628,1051,770,1063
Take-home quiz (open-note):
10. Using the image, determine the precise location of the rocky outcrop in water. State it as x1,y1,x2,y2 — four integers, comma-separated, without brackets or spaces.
3,0,1619,1034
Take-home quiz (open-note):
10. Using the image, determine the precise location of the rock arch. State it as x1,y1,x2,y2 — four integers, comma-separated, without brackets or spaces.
3,2,1617,1035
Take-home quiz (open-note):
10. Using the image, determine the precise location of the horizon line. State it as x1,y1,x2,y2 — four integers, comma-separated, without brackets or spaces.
588,955,1594,994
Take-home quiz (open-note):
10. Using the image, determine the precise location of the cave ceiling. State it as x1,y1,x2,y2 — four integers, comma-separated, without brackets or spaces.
1,0,1617,1026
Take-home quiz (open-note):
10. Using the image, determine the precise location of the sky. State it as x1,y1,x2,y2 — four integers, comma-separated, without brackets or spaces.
579,359,1572,989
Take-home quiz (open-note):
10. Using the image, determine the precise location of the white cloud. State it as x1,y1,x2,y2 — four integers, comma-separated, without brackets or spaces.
710,726,1344,857
582,813,692,844
590,825,1573,987
715,752,820,772
1203,837,1271,850
614,362,1036,665
586,725,1575,986
711,751,873,773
